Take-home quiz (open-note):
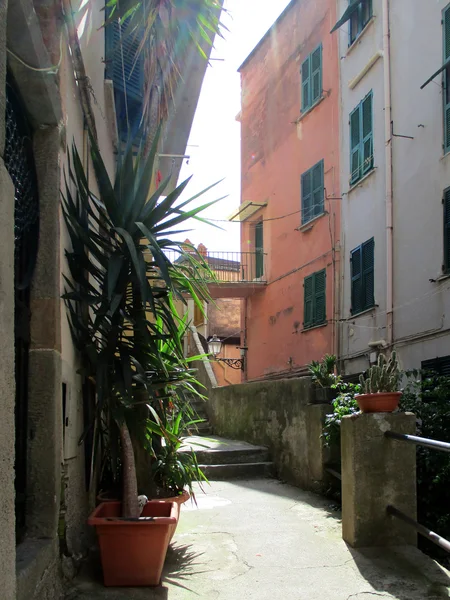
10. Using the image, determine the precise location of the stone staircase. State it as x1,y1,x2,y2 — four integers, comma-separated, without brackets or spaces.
180,434,274,480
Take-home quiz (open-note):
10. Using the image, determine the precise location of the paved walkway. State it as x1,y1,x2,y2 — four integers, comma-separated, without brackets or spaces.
67,479,450,600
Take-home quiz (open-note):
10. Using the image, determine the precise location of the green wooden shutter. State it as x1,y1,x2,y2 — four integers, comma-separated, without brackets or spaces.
350,105,361,184
362,238,375,309
444,188,450,272
304,275,314,328
301,169,312,224
314,270,326,325
444,6,450,153
301,55,311,111
255,221,264,278
105,18,144,102
362,92,373,174
311,160,324,217
311,45,322,104
351,246,363,314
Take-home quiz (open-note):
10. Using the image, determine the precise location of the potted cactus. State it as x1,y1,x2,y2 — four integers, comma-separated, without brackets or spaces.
357,351,402,413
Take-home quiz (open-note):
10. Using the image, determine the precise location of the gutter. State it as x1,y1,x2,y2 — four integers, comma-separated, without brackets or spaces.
382,0,394,349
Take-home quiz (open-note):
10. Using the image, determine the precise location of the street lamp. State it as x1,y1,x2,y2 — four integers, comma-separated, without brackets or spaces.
207,334,244,371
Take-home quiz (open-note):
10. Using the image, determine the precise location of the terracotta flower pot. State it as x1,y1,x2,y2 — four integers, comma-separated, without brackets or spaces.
155,490,190,541
356,391,402,413
96,490,119,505
88,501,177,587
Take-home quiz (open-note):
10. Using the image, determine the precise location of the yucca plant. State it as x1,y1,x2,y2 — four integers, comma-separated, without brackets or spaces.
62,129,222,518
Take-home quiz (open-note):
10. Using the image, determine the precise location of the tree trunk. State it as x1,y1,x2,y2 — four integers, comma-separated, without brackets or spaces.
119,422,140,518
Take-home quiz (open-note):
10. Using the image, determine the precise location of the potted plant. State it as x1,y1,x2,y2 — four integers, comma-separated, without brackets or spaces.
357,351,402,413
62,128,217,586
308,354,340,404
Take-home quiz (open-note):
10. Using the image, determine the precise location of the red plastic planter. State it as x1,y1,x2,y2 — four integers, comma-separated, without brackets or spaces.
356,392,402,413
88,501,177,586
157,491,190,541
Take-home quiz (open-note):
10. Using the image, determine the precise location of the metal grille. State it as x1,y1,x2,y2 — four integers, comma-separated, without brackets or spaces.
4,79,40,289
5,75,40,543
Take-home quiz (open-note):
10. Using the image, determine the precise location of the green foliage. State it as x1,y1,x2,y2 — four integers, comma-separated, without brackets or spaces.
322,381,361,447
150,405,208,500
308,354,339,388
359,351,401,394
62,129,219,495
400,370,450,561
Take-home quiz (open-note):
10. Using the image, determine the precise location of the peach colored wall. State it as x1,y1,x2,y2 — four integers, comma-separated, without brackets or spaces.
240,0,340,381
212,343,242,387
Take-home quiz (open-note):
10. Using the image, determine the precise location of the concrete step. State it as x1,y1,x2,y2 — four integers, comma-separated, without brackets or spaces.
199,461,275,480
192,446,270,465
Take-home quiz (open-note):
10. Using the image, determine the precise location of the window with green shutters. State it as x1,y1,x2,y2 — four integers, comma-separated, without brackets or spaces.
304,270,326,329
443,5,450,154
349,91,373,184
349,0,373,46
301,159,324,224
351,238,374,315
105,15,145,142
444,188,450,273
301,44,322,112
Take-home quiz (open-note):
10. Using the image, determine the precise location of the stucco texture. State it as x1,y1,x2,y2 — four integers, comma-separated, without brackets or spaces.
209,377,328,490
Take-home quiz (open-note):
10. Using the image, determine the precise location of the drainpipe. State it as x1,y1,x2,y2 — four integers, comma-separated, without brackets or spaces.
382,0,394,349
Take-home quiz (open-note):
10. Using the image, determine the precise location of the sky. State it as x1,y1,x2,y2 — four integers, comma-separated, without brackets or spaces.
175,0,292,253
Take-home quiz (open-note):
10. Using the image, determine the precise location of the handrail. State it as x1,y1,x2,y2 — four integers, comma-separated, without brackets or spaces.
387,505,450,553
385,431,450,453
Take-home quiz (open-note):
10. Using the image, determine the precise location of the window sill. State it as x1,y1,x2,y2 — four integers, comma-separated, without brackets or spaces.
296,211,327,232
302,321,328,333
346,167,376,195
346,16,376,57
432,273,450,283
348,306,376,319
295,95,326,124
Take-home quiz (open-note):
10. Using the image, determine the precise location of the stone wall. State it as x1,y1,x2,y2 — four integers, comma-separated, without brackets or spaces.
209,377,329,491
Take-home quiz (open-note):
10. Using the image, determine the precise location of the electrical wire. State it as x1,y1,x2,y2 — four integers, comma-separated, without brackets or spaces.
7,35,63,73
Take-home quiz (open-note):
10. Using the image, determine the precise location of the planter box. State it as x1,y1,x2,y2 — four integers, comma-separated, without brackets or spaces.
88,501,177,587
157,491,190,541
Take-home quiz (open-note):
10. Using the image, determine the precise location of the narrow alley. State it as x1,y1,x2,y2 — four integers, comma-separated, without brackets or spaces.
67,479,450,600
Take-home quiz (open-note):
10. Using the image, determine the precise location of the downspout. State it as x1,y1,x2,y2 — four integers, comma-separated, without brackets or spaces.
382,0,394,349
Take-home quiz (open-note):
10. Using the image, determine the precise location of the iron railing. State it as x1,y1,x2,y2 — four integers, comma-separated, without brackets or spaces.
165,250,267,284
385,430,450,553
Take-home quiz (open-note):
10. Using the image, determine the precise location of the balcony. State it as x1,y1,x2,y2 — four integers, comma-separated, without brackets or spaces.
168,248,267,298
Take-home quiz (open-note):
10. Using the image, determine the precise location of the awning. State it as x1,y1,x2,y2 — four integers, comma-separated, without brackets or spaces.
330,0,363,34
420,56,450,90
228,201,267,222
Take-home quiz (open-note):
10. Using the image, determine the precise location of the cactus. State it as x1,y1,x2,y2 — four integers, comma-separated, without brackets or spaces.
359,351,400,394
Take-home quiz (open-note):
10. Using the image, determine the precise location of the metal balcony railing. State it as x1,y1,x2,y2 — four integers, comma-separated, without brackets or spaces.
165,250,267,284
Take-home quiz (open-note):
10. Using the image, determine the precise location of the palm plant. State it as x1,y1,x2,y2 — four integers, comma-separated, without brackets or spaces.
62,129,222,518
105,0,227,134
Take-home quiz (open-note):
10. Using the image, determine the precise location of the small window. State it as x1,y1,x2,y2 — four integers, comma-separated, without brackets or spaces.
350,238,374,315
349,91,373,185
349,0,373,45
301,159,324,225
304,270,326,329
422,355,450,377
301,44,322,112
444,187,450,273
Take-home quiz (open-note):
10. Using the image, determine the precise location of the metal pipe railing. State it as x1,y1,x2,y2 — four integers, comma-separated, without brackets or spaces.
387,505,450,553
385,431,450,453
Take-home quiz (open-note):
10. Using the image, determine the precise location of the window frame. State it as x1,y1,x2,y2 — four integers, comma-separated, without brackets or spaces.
443,187,450,273
443,4,450,154
350,238,375,315
301,159,325,225
349,0,373,46
303,269,327,329
349,91,374,185
301,44,323,113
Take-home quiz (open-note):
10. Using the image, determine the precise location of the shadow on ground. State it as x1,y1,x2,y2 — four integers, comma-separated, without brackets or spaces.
65,541,206,600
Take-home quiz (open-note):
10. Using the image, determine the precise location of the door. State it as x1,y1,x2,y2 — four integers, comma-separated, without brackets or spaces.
255,221,264,279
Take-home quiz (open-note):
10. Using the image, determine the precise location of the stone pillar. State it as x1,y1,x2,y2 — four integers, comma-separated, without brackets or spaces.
306,404,329,491
341,411,417,547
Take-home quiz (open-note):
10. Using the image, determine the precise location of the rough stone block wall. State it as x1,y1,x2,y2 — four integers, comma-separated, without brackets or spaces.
209,377,328,490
